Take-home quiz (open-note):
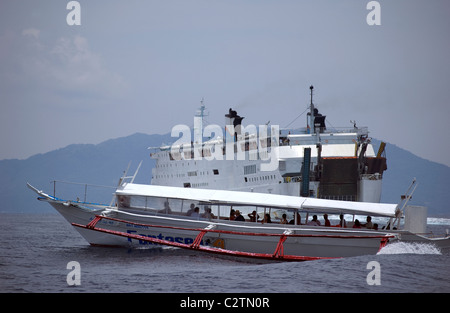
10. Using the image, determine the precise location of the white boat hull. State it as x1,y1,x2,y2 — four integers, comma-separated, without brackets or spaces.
49,201,394,259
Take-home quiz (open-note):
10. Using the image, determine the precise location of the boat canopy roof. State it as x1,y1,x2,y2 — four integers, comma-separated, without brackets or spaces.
116,183,398,217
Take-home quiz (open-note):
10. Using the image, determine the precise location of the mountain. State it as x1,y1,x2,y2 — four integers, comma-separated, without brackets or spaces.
0,133,171,213
1,133,449,216
372,139,450,217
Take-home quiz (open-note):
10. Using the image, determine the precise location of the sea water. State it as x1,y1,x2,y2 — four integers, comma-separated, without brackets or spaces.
1,213,449,294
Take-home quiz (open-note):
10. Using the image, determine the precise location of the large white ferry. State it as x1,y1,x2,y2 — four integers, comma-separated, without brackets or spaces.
151,86,387,203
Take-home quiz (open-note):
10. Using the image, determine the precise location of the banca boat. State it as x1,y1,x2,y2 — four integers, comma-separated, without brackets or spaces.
28,182,407,261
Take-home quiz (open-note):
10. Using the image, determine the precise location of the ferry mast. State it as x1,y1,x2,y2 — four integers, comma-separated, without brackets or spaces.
309,85,315,134
194,98,208,146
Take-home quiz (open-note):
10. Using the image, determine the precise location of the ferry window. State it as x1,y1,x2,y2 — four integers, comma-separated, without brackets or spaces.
213,169,219,175
244,164,257,175
184,183,191,188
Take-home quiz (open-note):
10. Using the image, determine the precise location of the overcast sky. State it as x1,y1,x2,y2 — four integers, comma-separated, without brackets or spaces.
1,0,449,167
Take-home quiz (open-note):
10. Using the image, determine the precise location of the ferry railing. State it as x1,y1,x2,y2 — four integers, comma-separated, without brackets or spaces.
280,126,368,136
319,195,357,202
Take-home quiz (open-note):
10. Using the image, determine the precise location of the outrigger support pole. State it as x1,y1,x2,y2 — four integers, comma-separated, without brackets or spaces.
392,178,418,229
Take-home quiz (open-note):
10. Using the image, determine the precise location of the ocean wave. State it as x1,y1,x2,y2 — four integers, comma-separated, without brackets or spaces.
427,217,450,226
377,241,442,255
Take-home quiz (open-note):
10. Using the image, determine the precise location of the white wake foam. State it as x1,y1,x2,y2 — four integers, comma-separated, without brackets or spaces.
427,217,450,226
377,242,442,255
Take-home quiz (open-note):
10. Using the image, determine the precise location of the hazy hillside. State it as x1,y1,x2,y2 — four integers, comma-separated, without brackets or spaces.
0,133,449,216
0,133,171,213
373,139,449,216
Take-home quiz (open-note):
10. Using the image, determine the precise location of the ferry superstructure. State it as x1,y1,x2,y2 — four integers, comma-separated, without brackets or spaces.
151,86,387,203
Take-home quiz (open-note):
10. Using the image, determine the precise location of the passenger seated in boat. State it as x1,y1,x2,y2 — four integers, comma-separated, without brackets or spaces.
234,210,245,222
190,207,200,218
363,216,373,229
186,203,196,216
373,223,379,230
261,213,272,224
353,219,362,228
201,207,216,220
307,215,321,226
229,209,236,220
248,210,259,222
289,213,301,225
158,201,172,214
323,214,331,227
280,213,288,224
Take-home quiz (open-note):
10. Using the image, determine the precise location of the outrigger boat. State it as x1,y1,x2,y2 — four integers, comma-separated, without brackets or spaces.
27,178,447,262
27,175,450,262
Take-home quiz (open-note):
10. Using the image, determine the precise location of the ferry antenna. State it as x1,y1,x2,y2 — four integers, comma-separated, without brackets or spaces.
309,85,315,133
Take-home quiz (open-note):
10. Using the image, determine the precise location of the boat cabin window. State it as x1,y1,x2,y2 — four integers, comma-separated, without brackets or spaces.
116,195,392,230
